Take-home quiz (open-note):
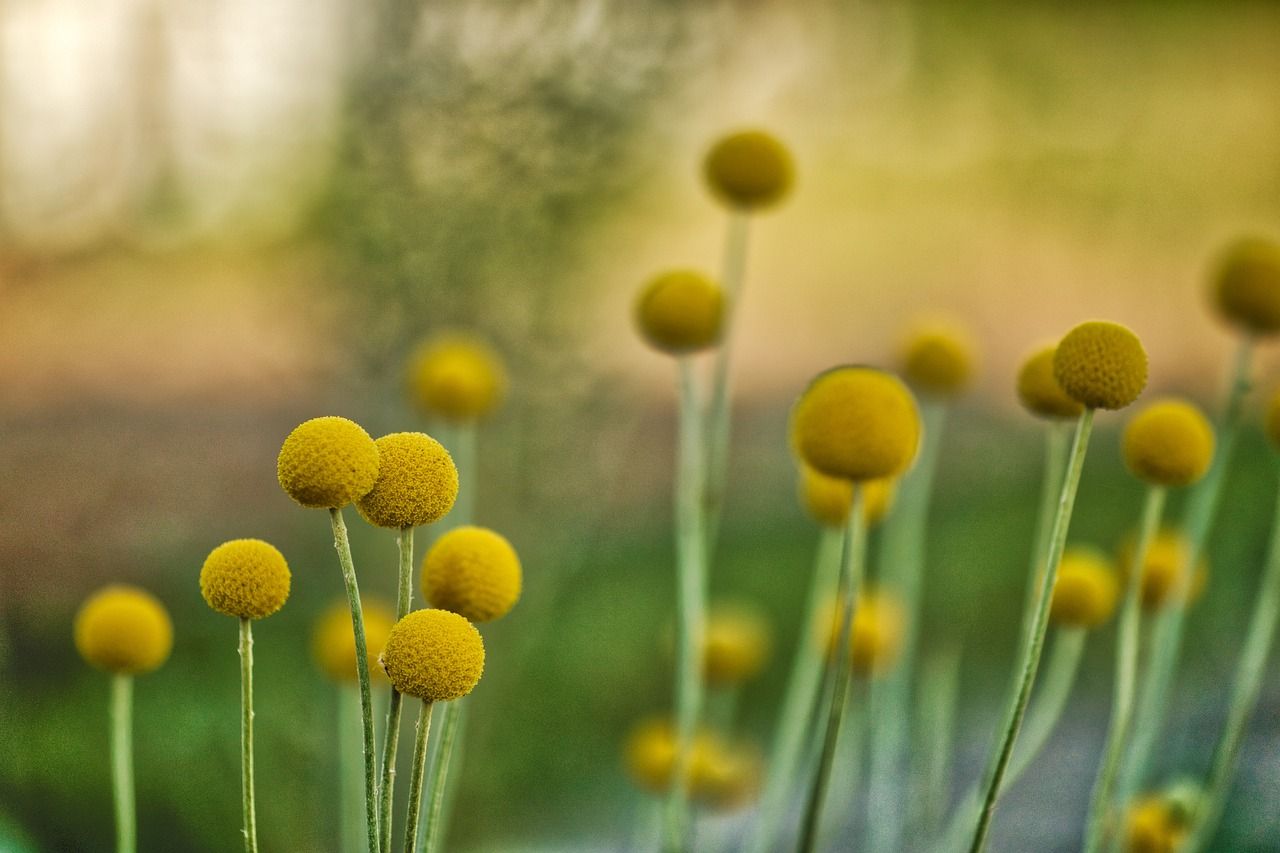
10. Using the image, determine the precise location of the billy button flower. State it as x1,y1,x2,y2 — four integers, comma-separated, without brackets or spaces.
1122,400,1215,489
1018,345,1086,421
1210,236,1280,337
75,586,172,853
820,590,907,678
634,270,725,356
1125,795,1189,853
703,130,794,212
199,539,291,853
1119,529,1208,611
702,603,771,689
1050,548,1120,630
902,324,977,398
798,466,895,530
407,334,507,425
623,719,761,811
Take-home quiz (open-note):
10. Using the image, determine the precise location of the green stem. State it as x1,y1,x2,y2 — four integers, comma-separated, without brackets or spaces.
380,526,416,853
110,673,136,853
968,408,1094,853
239,618,259,853
824,681,867,848
915,648,962,837
797,486,869,853
341,684,363,853
748,527,843,853
421,698,465,853
330,507,382,853
662,358,710,853
445,423,478,531
401,701,435,853
1019,423,1071,655
1083,486,1166,853
1186,467,1280,849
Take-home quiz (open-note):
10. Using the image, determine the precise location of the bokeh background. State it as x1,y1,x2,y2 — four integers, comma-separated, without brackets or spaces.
3,1,1280,850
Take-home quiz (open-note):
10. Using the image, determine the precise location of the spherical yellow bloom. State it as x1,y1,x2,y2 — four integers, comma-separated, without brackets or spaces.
422,525,521,623
634,270,724,355
702,604,772,687
379,609,484,702
1118,529,1207,610
199,539,291,620
355,433,458,529
820,590,906,677
703,130,794,211
1122,399,1215,487
791,367,921,482
621,718,758,809
1050,547,1120,629
407,334,507,422
690,739,762,812
1053,321,1148,411
1016,344,1085,420
1211,237,1280,336
1125,796,1188,853
312,598,396,683
277,416,380,509
74,585,173,674
1265,388,1280,450
798,466,895,529
901,325,976,397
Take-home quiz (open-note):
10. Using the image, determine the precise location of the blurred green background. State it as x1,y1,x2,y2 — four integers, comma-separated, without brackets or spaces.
2,0,1280,850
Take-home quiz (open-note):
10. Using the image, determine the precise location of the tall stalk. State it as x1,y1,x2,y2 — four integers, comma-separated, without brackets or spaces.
401,702,435,853
110,673,136,853
420,698,465,853
380,527,416,853
340,684,363,853
238,618,259,853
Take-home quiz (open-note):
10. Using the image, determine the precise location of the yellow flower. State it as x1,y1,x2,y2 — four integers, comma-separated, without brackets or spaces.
1265,387,1280,450
1211,236,1280,336
1125,795,1189,853
1053,321,1148,411
702,603,772,687
621,718,759,809
634,270,724,355
407,334,507,422
690,739,762,812
1122,399,1215,487
901,324,976,397
1016,344,1085,420
277,416,380,509
312,598,396,683
1050,547,1119,629
422,525,522,623
819,590,906,677
355,432,458,529
791,367,921,482
74,585,173,674
798,465,895,528
703,130,794,211
1118,529,1207,611
199,539,291,620
379,609,485,702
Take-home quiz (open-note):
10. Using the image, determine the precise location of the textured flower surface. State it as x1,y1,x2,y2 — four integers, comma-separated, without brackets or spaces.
1122,399,1214,487
1017,344,1085,419
380,608,485,702
634,269,724,355
312,598,396,683
74,585,173,674
703,130,794,210
199,539,291,620
407,335,507,422
277,416,380,509
1212,236,1280,335
423,525,522,623
1054,321,1148,410
791,366,921,482
1050,547,1119,629
356,432,459,529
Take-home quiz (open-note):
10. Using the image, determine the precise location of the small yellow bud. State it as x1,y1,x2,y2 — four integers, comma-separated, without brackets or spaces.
379,609,485,702
797,466,895,529
407,334,507,422
199,539,291,620
901,325,976,397
422,526,522,623
1118,529,1207,611
312,598,396,683
1211,237,1280,336
634,270,724,355
1016,344,1085,420
1125,795,1188,853
1050,547,1119,629
356,432,458,529
1122,399,1214,487
703,130,794,211
1054,321,1148,411
702,603,772,687
277,416,380,509
74,586,173,675
790,367,921,482
820,590,906,677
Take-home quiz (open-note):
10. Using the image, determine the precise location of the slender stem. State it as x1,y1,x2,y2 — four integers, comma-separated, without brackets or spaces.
916,648,962,837
446,423,478,531
1083,487,1166,853
797,486,868,853
239,618,259,853
703,687,740,734
380,527,416,853
662,358,710,853
421,698,465,853
748,528,844,853
1186,467,1280,849
401,701,435,853
330,507,382,853
110,673,136,853
1019,423,1071,654
826,681,867,848
968,408,1094,853
341,684,363,853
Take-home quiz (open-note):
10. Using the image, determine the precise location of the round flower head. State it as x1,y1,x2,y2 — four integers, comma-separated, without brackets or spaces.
703,130,794,211
277,416,380,509
422,525,522,623
1265,388,1280,450
1122,399,1215,487
901,325,976,397
791,366,921,482
1125,795,1189,853
702,603,772,687
1053,321,1148,411
1118,529,1207,610
379,608,485,702
623,718,721,796
1016,344,1085,419
312,597,396,683
199,539,291,620
798,465,895,529
690,739,762,812
1211,236,1280,336
1050,547,1120,629
820,590,906,677
634,270,724,355
74,585,173,674
355,432,458,529
407,334,507,422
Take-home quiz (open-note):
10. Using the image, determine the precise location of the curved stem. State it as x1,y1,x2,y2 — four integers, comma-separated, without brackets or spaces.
401,701,435,853
421,698,465,853
330,507,382,853
110,673,136,853
239,618,259,853
1083,486,1166,853
968,408,1094,853
380,527,416,853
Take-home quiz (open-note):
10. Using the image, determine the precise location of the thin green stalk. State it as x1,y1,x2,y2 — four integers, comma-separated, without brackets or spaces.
1122,339,1253,803
915,648,962,837
748,527,844,853
867,401,947,853
239,618,259,853
1083,486,1166,853
401,701,435,853
968,408,1095,853
445,423,478,532
380,526,416,853
420,698,465,853
1186,467,1280,850
110,673,136,853
1019,423,1072,654
341,684,363,853
797,487,869,853
704,687,740,734
330,507,382,853
824,682,867,849
662,358,710,853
